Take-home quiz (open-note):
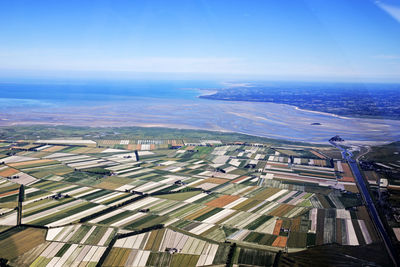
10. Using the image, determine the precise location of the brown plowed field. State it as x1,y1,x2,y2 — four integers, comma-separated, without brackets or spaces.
272,236,287,247
0,168,19,177
205,195,240,208
273,220,283,235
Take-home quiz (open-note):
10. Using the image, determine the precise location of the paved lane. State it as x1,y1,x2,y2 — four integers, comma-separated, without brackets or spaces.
331,141,399,267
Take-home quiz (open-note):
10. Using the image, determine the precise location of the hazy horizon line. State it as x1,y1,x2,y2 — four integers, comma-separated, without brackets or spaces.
1,68,400,84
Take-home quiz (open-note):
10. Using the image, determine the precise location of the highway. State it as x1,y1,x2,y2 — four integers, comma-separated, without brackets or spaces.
330,141,399,267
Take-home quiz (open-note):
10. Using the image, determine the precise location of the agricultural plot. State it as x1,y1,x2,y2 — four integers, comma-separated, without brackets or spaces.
0,226,47,261
103,228,224,266
236,248,276,266
29,242,106,266
46,224,115,246
0,138,382,266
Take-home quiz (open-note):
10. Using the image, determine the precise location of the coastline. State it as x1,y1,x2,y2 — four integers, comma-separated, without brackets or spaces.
1,90,399,144
196,89,218,97
1,121,396,146
293,106,351,120
199,94,400,122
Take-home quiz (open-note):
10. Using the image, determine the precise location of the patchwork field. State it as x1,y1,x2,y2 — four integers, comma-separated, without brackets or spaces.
0,135,386,266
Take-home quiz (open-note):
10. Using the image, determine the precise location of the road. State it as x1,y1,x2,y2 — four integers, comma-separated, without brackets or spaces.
330,141,399,267
355,145,371,161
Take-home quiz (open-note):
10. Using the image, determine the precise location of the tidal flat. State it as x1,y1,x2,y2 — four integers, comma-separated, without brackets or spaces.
1,96,399,143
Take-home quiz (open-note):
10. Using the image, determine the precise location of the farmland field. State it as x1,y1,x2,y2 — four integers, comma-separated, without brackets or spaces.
0,127,391,266
0,226,47,260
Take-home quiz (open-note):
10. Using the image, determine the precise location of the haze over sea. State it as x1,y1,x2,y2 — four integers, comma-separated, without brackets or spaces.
1,80,400,143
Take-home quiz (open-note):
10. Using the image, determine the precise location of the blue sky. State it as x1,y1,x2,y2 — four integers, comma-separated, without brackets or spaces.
1,0,400,82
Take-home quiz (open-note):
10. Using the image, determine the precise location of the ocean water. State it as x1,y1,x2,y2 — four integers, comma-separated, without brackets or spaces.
0,80,216,112
1,80,400,143
0,80,212,102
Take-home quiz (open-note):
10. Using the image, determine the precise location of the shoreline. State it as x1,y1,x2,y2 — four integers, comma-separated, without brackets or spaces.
199,95,400,122
1,121,397,146
293,106,350,120
1,91,399,145
196,89,218,97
